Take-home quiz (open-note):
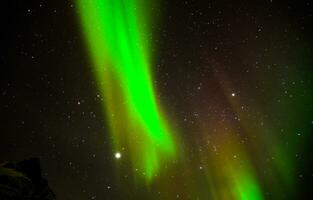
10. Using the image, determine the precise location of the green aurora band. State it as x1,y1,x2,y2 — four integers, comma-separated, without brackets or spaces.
77,0,176,181
76,1,310,199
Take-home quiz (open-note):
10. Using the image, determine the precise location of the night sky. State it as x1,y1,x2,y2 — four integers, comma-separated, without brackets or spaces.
1,0,313,199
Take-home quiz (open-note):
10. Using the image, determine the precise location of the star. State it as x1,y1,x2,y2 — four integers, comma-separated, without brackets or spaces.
115,152,121,159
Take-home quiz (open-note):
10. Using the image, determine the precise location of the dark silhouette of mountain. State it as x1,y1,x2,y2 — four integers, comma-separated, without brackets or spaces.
0,158,56,200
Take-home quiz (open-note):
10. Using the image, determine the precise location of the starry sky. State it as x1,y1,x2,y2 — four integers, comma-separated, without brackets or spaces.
1,0,313,199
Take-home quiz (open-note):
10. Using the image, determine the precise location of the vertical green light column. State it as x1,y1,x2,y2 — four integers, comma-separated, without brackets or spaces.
77,0,176,181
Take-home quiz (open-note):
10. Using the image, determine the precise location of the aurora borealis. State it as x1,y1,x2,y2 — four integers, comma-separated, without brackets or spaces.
77,0,177,181
1,0,313,199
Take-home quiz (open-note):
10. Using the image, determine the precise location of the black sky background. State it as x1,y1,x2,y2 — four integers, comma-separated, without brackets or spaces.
1,0,313,199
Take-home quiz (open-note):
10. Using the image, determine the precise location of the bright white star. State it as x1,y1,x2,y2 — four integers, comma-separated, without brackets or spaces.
115,152,121,159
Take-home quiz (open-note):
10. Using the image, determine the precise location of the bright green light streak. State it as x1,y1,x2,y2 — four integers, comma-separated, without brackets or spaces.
77,0,176,181
215,135,264,200
224,158,264,200
234,171,263,200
